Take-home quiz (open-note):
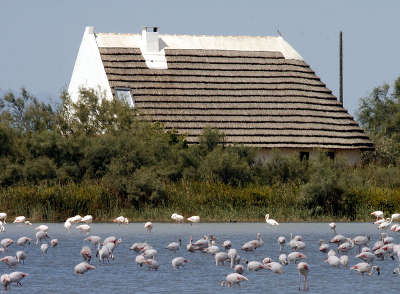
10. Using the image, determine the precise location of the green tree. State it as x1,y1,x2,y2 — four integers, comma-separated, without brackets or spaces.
358,76,400,165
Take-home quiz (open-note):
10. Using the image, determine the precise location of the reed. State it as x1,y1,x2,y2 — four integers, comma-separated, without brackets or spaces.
1,180,397,222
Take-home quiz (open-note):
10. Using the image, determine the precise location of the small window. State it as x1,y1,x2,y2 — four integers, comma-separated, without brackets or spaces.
299,152,309,161
327,151,335,160
115,88,134,107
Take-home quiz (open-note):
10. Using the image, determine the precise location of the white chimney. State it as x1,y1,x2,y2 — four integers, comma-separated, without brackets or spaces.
142,26,160,52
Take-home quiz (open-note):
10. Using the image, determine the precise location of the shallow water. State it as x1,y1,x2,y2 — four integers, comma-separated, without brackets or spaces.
0,222,398,293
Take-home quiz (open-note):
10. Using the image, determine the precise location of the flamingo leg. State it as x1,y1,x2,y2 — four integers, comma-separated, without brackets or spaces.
298,272,301,291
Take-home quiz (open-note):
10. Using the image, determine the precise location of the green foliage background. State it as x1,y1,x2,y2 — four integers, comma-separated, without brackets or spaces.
1,80,400,222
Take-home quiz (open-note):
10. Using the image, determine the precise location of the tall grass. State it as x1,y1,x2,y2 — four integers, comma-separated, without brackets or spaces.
1,180,399,222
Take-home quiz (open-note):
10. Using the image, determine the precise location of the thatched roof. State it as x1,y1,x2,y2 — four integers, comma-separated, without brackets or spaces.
97,36,372,150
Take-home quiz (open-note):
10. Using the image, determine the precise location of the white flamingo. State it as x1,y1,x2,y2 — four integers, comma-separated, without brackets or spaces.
297,262,310,291
74,262,95,274
144,222,153,232
172,257,188,269
221,273,248,287
9,271,28,287
64,220,72,232
171,213,184,223
329,222,337,234
81,215,93,224
0,213,7,224
13,216,26,224
265,214,279,226
35,225,48,232
76,224,91,234
350,262,380,276
265,262,284,274
371,211,384,220
187,216,200,224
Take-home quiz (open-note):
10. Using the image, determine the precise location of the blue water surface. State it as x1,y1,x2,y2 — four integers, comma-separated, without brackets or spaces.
0,222,398,293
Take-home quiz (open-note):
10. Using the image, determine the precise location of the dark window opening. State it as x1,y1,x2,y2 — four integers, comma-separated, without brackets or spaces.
327,152,335,160
299,152,309,161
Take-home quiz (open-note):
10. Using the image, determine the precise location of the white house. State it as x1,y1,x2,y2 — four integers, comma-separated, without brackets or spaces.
69,26,373,164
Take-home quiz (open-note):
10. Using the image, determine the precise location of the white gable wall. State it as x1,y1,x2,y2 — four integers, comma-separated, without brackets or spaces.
68,27,113,103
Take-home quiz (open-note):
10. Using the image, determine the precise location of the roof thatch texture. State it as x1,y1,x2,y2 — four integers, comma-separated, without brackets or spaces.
99,47,372,150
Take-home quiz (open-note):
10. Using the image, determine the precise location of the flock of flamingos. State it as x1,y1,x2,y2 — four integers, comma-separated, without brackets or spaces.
0,210,397,291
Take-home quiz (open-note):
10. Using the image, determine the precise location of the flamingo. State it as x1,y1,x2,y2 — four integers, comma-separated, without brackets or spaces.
166,240,181,251
243,233,263,250
17,237,31,247
330,234,346,245
9,272,28,287
338,239,354,253
1,274,11,291
113,216,128,224
234,264,244,274
371,211,384,220
329,222,337,234
0,256,18,268
265,214,279,226
340,255,348,267
378,218,392,230
262,257,272,265
353,236,370,253
51,239,58,247
35,231,49,244
13,216,26,224
35,225,48,232
220,273,248,287
135,255,146,267
215,252,229,266
81,215,93,224
41,244,49,255
350,262,380,276
187,216,200,224
0,221,5,232
144,222,153,232
85,236,101,247
143,248,158,259
171,213,184,223
172,257,188,269
80,246,92,262
74,262,95,274
247,260,266,271
0,213,7,224
265,262,284,274
289,234,303,249
228,248,238,268
288,252,307,264
145,259,159,270
319,240,329,252
16,251,26,264
327,249,337,256
76,224,91,234
203,240,220,255
279,253,288,265
391,213,400,221
325,255,340,267
97,246,113,263
186,236,199,253
277,236,286,251
130,242,149,252
297,262,310,291
1,238,13,250
64,220,72,232
193,235,209,249
222,240,232,250
69,215,82,223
